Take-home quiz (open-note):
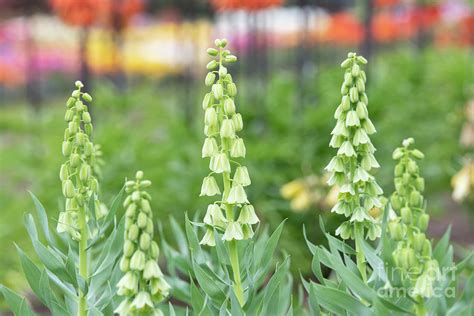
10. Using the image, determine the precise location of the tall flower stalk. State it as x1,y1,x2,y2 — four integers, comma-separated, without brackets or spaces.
388,138,440,316
326,53,383,281
57,81,100,316
199,39,259,306
116,171,170,315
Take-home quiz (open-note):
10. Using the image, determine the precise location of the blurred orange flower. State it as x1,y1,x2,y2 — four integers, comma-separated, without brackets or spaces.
211,0,283,11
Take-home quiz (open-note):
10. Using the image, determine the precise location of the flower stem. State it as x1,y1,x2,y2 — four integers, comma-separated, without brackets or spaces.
415,297,426,316
355,224,367,282
229,239,245,306
78,204,88,316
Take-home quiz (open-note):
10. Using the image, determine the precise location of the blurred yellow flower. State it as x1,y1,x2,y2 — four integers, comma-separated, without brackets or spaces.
280,174,338,213
451,161,474,202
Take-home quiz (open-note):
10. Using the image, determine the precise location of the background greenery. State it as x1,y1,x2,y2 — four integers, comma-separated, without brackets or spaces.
0,46,472,302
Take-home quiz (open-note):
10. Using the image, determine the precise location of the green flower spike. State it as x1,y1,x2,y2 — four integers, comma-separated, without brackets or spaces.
388,138,440,314
199,38,259,306
326,53,383,281
116,171,170,316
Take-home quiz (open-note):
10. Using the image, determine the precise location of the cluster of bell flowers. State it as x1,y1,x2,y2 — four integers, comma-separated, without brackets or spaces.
115,171,170,316
388,138,441,298
199,39,259,246
57,81,107,239
326,52,383,241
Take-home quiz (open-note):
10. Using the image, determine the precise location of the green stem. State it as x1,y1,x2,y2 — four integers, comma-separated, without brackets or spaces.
78,204,88,316
229,239,245,306
355,224,367,283
415,296,426,316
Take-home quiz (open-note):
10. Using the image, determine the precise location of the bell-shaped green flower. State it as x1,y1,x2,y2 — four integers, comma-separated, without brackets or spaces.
200,228,216,246
203,204,227,227
233,166,251,186
210,153,231,173
227,184,249,204
200,176,221,196
202,137,219,158
237,204,259,225
222,221,244,241
230,138,246,158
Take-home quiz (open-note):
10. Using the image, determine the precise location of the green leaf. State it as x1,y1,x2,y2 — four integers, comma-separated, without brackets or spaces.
185,214,204,263
433,226,451,265
0,285,37,316
260,257,290,315
170,216,189,256
192,261,226,302
311,282,371,315
29,192,57,248
308,283,320,316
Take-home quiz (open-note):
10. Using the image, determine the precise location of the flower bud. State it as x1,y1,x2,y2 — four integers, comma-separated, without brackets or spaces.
128,224,139,240
62,141,72,156
209,153,230,173
227,184,248,204
356,78,365,92
413,233,426,252
62,180,75,198
66,97,75,108
227,83,237,96
126,203,137,218
360,93,368,105
82,111,91,124
407,160,417,174
68,121,78,134
64,109,74,122
220,119,235,138
206,60,218,70
351,63,360,77
119,257,129,272
356,102,368,119
204,107,217,127
202,93,212,109
131,191,140,202
219,65,227,76
341,95,351,111
410,190,421,206
407,248,417,267
146,219,153,234
79,164,90,182
394,164,404,177
390,194,402,210
140,199,151,214
200,176,221,196
212,83,223,99
66,198,78,211
150,241,159,259
84,142,93,156
202,137,219,158
415,177,425,192
402,173,411,185
234,166,251,186
388,221,404,241
124,240,135,257
340,58,352,68
230,138,246,158
411,149,425,159
71,90,80,98
392,148,404,160
349,87,359,103
84,123,93,136
224,98,236,114
401,207,412,224
422,239,431,256
357,56,368,64
418,214,429,232
70,153,81,168
137,212,148,229
225,55,237,63
130,250,146,271
340,83,348,95
82,93,92,102
207,48,218,56
139,232,151,250
205,72,216,86
59,164,69,181
232,113,243,131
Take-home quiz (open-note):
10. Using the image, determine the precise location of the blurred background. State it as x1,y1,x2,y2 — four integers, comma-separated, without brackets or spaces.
0,0,473,312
